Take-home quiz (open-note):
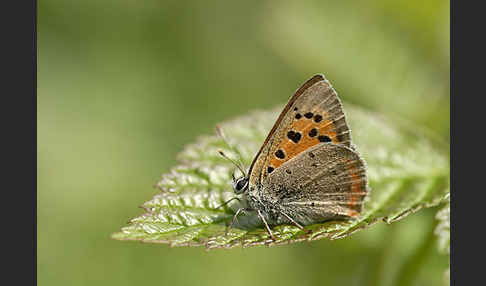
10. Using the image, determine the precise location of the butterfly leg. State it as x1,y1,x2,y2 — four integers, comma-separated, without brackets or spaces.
225,207,249,236
257,209,276,241
214,197,241,210
280,212,312,234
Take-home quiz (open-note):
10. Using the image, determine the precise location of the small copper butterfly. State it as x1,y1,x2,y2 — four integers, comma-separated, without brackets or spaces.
218,74,369,240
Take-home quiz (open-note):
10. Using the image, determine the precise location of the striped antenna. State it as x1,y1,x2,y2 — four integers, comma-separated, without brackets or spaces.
216,125,247,177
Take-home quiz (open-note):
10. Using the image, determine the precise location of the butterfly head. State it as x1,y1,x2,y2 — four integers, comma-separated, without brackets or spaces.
232,173,249,194
217,149,249,194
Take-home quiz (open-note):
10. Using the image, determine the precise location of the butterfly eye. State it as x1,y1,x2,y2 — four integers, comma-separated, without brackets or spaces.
233,177,249,194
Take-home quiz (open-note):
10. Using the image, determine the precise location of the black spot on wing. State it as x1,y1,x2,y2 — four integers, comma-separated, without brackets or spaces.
318,135,331,142
275,149,285,159
287,130,302,143
308,128,318,137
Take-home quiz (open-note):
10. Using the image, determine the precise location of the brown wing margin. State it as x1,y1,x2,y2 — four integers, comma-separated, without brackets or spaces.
247,74,325,176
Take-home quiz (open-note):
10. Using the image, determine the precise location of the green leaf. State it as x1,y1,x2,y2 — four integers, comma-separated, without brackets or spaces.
111,104,449,249
435,198,450,255
435,197,450,284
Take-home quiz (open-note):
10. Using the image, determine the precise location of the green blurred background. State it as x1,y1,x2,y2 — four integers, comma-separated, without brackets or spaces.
38,0,449,285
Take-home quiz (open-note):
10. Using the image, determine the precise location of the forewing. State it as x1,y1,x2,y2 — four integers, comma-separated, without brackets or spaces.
265,143,368,222
249,74,352,186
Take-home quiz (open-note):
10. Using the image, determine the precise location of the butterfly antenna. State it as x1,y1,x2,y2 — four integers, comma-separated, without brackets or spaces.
218,149,247,177
215,125,247,177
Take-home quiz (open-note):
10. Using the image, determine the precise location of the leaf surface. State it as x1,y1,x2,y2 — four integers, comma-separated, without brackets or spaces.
112,104,449,249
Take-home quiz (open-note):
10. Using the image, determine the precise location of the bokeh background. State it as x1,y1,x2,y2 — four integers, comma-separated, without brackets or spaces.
38,0,449,285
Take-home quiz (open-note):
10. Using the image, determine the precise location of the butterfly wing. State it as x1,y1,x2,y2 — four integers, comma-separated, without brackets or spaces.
248,74,352,187
264,143,368,224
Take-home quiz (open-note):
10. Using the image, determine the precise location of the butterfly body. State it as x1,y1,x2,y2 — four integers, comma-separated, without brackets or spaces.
246,142,367,226
227,74,369,238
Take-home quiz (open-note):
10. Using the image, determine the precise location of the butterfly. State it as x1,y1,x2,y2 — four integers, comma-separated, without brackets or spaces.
218,74,369,240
